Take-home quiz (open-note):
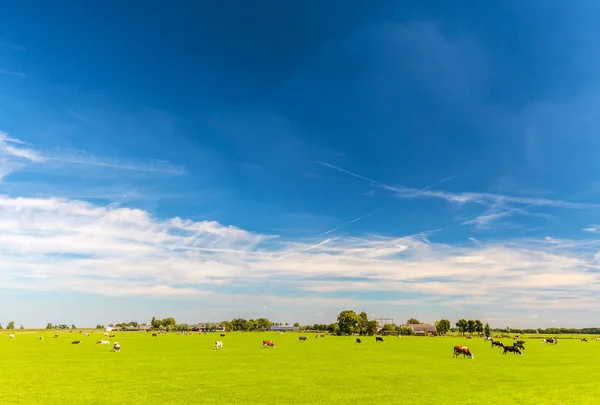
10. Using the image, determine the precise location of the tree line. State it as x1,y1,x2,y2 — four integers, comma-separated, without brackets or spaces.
7,315,600,335
0,322,23,330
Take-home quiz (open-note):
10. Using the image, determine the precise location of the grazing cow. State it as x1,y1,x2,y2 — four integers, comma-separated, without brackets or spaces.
214,341,223,350
113,342,121,352
514,341,525,350
596,338,600,341
152,333,157,337
320,334,325,338
375,337,384,343
103,333,109,337
484,337,493,341
315,334,319,338
79,331,82,333
220,334,226,337
71,340,81,345
503,345,522,355
97,340,110,345
280,332,284,335
467,336,472,339
543,338,558,344
398,335,401,339
84,333,89,337
492,340,504,349
39,337,44,340
299,336,308,342
453,345,474,359
356,338,361,343
8,334,14,339
54,334,59,338
263,340,276,348
582,338,588,342
108,334,116,338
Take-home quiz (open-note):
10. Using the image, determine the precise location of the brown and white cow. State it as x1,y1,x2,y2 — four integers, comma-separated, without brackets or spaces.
453,345,474,359
263,340,275,348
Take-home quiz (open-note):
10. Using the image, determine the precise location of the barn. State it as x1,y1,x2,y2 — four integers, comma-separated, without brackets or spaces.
270,325,299,332
404,323,437,336
193,323,225,332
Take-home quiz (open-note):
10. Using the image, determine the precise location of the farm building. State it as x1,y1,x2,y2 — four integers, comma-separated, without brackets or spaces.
404,323,437,336
270,325,299,332
193,323,225,332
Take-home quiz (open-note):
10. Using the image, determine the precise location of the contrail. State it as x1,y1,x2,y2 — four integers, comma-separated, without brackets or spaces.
316,161,396,191
317,161,457,194
324,208,382,235
277,237,337,260
416,174,459,193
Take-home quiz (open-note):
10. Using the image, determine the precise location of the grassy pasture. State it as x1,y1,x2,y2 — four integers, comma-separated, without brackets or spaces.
1,331,600,404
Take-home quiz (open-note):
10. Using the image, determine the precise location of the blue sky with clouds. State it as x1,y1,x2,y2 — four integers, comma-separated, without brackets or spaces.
2,1,600,328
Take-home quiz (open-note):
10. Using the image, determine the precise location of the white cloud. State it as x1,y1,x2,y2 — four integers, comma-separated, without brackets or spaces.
0,131,44,163
0,130,185,181
1,194,600,322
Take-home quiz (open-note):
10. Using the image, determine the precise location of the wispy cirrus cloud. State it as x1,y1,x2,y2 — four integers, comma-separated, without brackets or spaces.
0,69,26,78
66,109,89,123
0,130,185,180
317,161,599,228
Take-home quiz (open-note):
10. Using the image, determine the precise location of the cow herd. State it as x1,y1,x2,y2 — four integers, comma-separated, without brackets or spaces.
6,332,597,359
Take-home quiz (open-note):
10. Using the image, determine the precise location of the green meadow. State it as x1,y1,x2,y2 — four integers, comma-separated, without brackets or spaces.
1,331,600,404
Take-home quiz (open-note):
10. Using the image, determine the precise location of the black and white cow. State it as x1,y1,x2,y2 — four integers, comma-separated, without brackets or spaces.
503,345,522,355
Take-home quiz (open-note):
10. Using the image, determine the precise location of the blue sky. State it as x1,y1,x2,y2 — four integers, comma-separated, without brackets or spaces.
2,1,600,328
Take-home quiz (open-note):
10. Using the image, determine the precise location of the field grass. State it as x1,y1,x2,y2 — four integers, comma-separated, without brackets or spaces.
1,331,600,404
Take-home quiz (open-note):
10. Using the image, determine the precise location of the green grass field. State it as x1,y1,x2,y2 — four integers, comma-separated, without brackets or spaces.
1,331,600,404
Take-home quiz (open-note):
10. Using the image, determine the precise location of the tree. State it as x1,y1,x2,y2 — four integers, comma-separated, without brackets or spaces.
161,318,176,328
71,324,76,329
398,326,413,335
380,324,397,334
475,320,483,334
246,320,257,331
484,323,491,338
46,323,53,330
96,325,104,329
151,316,159,328
293,322,300,327
328,323,340,334
407,318,420,325
357,312,369,335
435,319,450,335
6,321,15,330
337,310,359,335
0,323,2,329
365,320,378,336
20,325,24,329
231,318,248,331
256,318,272,331
455,319,467,335
467,320,476,335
